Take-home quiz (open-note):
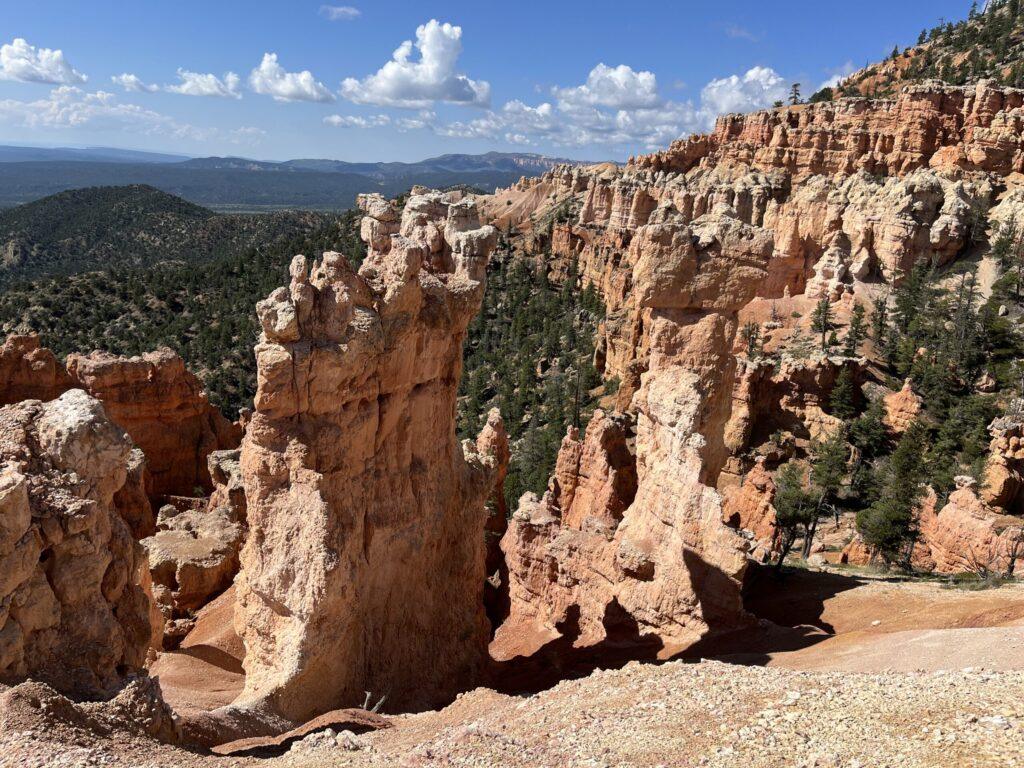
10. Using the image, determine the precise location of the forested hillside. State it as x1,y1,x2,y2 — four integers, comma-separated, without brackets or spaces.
460,249,610,509
0,210,362,411
837,0,1024,98
0,151,584,210
0,185,330,285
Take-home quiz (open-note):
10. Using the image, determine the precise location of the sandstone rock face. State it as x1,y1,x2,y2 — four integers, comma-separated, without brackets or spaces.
481,83,1011,394
633,80,1024,179
723,356,852,470
0,336,239,503
114,448,156,539
883,379,923,436
841,477,1024,575
921,478,1024,574
480,81,1024,598
981,411,1024,514
233,191,505,723
66,349,242,498
0,335,73,406
552,410,637,531
0,390,153,697
499,366,753,660
477,81,1024,657
721,458,778,552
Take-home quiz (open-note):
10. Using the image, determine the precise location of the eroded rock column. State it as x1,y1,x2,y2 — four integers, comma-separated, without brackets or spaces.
233,192,505,722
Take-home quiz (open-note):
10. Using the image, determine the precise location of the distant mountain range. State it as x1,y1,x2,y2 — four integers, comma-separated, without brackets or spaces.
0,147,592,211
0,146,190,164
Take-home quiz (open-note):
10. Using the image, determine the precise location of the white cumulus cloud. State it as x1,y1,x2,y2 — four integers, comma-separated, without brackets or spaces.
249,53,334,102
0,38,86,84
166,68,242,99
324,113,390,127
700,65,787,115
553,64,659,110
425,64,788,152
0,85,206,139
320,5,360,21
111,73,159,93
340,19,489,108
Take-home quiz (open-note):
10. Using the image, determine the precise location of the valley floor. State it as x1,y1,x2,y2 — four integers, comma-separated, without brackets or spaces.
4,573,1024,767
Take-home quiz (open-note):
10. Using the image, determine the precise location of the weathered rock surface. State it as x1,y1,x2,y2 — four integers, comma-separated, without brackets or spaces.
883,379,924,436
66,349,242,498
843,478,1024,575
231,191,505,723
634,80,1024,179
921,478,1024,574
721,458,778,555
481,83,1013,401
0,336,240,502
498,366,753,661
0,390,154,698
0,335,72,406
982,409,1024,514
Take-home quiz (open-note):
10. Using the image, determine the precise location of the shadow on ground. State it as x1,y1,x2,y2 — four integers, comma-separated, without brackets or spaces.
489,563,868,695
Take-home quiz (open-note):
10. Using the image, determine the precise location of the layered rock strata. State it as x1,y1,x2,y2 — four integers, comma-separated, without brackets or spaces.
481,82,1016,394
0,390,154,697
232,191,506,723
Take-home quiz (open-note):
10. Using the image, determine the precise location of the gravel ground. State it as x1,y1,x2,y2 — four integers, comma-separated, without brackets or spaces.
3,660,1022,768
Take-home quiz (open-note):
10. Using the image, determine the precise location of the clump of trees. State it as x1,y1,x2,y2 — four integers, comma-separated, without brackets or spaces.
459,249,607,510
770,223,1024,571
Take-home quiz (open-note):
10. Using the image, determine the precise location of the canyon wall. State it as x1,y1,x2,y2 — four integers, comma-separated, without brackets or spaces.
483,79,1024,641
232,191,507,723
482,83,1013,404
66,349,241,497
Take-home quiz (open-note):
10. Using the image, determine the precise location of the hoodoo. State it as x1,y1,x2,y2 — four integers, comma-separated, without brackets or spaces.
231,191,507,723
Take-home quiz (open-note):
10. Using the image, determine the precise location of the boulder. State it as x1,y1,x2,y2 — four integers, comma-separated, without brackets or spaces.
0,390,154,698
141,449,246,647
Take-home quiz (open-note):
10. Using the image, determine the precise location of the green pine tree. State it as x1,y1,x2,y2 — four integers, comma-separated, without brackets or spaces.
844,301,867,356
856,421,927,568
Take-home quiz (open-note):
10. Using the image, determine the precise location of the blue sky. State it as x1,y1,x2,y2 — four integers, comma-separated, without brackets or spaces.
0,1,974,162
